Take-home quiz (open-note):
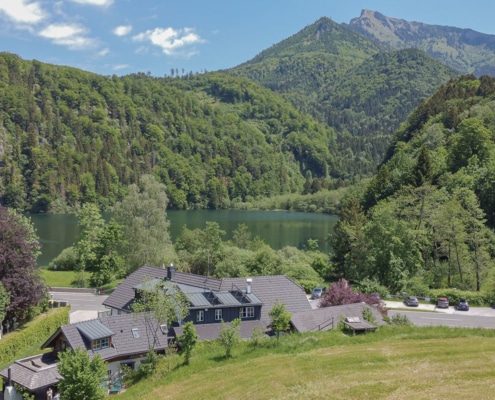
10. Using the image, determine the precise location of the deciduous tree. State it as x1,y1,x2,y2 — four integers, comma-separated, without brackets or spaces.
268,301,291,341
218,318,241,358
131,276,190,351
178,321,198,365
57,348,107,400
0,206,45,318
113,175,176,273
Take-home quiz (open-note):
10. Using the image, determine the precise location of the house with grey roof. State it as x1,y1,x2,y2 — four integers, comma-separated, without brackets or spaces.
102,264,312,341
0,313,166,399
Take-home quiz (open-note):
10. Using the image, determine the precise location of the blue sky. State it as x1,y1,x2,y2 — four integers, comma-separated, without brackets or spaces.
1,0,495,77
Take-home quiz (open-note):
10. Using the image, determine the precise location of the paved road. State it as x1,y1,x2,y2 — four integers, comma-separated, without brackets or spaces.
49,291,109,323
389,310,495,328
385,300,495,329
308,298,495,329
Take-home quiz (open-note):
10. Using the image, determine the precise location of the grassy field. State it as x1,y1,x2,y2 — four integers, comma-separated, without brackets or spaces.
117,326,495,400
39,268,122,290
39,268,77,287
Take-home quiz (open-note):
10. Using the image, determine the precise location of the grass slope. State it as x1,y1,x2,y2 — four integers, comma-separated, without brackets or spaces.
118,326,495,399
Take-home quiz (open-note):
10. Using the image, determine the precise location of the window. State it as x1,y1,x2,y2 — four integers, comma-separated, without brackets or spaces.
160,324,167,334
197,310,204,322
240,306,254,319
92,337,110,350
215,309,222,321
120,361,135,371
131,328,139,338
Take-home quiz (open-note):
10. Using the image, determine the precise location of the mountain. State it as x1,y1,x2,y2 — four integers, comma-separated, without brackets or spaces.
230,17,459,177
0,53,338,212
347,9,495,76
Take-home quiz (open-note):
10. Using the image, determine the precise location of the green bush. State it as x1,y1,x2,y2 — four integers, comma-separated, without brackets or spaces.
428,289,492,306
297,280,324,294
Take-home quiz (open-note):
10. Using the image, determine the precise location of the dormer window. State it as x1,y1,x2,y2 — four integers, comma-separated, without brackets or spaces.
240,306,254,319
92,337,110,350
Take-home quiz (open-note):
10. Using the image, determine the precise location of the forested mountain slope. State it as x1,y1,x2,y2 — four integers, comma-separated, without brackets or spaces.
333,75,495,292
0,53,338,212
230,17,459,177
347,9,495,77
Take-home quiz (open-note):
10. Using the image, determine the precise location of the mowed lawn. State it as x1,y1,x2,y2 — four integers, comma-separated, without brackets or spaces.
118,327,495,400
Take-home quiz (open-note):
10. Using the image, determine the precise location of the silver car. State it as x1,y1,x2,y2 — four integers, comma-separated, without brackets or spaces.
404,296,419,307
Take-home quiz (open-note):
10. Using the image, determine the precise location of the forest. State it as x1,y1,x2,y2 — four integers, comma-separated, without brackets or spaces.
0,52,342,212
332,75,495,294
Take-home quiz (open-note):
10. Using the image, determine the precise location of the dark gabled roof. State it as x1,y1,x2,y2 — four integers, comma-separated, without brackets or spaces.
102,265,168,312
290,303,386,333
104,266,312,322
0,353,60,391
171,271,222,291
221,275,312,323
43,313,167,361
98,313,167,357
173,320,267,341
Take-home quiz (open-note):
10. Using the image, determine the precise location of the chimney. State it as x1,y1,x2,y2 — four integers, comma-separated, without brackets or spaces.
8,367,11,386
167,263,176,280
246,278,252,294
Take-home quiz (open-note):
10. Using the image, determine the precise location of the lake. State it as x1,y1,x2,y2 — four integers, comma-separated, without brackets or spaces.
30,210,338,267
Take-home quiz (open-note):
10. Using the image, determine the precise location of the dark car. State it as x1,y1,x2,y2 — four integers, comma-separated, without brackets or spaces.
404,296,419,307
437,297,449,308
311,286,326,299
370,292,382,303
456,298,469,311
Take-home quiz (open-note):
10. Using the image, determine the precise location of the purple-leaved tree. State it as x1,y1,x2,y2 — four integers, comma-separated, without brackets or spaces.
0,206,46,319
319,279,386,315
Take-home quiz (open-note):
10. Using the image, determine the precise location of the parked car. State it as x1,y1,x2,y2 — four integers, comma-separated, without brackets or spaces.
311,286,326,299
437,297,449,308
370,292,382,303
404,296,419,307
456,298,469,311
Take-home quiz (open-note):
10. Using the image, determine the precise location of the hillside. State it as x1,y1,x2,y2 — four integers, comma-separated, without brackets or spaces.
334,75,495,293
116,326,495,400
0,53,338,212
347,9,495,76
230,17,459,177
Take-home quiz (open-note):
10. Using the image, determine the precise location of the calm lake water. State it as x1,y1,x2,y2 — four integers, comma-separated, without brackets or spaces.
30,210,338,267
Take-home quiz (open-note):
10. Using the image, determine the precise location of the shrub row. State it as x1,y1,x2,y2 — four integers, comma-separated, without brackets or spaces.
428,289,493,306
0,307,70,368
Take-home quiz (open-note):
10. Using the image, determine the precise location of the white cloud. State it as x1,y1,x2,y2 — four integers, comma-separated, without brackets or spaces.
68,0,113,6
39,23,96,50
0,0,46,24
113,25,132,36
112,64,129,71
132,26,204,57
97,47,110,56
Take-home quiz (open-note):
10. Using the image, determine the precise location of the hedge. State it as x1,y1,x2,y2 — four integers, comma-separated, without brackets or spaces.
428,289,493,306
0,307,69,369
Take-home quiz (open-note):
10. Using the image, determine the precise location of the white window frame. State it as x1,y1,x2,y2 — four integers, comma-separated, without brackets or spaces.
215,309,222,321
240,306,254,319
92,337,110,350
197,310,204,322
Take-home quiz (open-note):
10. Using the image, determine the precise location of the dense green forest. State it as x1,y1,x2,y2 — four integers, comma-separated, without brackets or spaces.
332,75,495,293
229,17,460,177
0,52,344,212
